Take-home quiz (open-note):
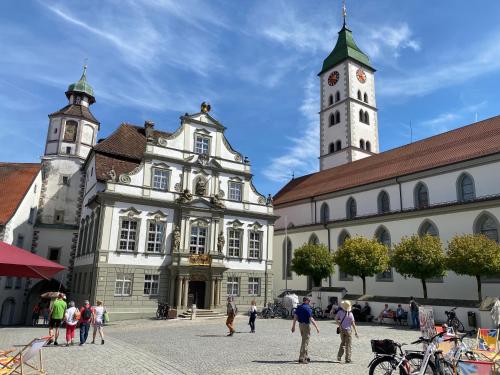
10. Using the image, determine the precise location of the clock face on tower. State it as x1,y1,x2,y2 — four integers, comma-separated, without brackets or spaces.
356,68,367,83
328,71,340,86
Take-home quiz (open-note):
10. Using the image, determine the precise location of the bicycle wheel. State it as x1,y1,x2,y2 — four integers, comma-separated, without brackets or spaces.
368,356,399,375
451,317,464,333
261,308,270,319
155,308,162,320
405,352,436,375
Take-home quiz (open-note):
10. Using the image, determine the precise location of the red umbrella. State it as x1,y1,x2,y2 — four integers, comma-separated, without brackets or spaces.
0,241,65,279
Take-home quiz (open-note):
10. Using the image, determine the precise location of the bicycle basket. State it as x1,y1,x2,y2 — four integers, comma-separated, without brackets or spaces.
371,339,397,355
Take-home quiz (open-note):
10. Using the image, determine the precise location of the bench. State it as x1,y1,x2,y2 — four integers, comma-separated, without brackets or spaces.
379,311,408,325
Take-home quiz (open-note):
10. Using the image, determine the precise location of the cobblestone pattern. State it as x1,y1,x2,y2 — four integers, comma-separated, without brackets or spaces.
0,318,424,374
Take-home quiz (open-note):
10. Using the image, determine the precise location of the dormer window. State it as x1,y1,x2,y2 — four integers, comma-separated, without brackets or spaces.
195,135,210,155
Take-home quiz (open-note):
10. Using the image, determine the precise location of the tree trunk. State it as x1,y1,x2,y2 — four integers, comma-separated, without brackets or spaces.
421,279,428,299
361,276,366,295
476,275,482,302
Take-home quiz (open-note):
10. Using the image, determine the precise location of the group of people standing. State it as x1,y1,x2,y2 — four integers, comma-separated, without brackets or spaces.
46,294,107,346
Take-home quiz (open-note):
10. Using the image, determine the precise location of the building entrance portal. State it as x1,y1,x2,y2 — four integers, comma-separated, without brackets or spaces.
188,281,206,309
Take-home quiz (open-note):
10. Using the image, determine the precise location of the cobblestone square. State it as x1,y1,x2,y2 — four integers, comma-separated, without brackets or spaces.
0,317,425,374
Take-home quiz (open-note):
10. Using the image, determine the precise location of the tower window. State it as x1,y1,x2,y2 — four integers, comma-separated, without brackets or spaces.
364,93,368,103
357,90,362,100
359,139,365,149
366,141,371,152
365,111,370,124
329,113,335,126
335,91,340,102
335,111,341,124
335,140,342,150
359,109,364,122
328,95,333,106
54,127,58,134
63,120,78,142
329,143,335,153
65,147,71,154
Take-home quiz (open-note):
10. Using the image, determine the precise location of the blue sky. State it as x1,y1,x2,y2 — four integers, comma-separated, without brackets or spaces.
1,1,500,196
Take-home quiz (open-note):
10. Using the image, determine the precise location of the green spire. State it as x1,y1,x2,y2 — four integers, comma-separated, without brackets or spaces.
66,65,95,103
318,25,373,76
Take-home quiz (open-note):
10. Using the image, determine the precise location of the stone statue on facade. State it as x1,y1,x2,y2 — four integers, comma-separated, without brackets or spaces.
176,189,193,204
195,179,207,196
217,231,225,254
210,193,225,209
107,167,117,182
172,225,181,252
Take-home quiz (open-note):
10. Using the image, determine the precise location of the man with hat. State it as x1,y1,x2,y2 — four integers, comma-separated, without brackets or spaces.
291,296,319,364
336,300,359,363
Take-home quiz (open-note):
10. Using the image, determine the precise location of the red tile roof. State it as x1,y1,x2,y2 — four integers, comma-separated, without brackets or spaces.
0,163,41,225
49,104,100,125
93,124,171,181
273,116,500,206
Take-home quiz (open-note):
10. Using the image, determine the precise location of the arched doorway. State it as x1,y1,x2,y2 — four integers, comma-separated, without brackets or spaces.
0,298,16,326
188,281,206,309
25,278,66,325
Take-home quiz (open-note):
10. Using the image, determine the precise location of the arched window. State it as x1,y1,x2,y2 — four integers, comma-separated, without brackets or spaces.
357,90,362,100
457,173,475,202
336,140,342,150
364,111,370,124
308,233,320,245
335,111,341,124
359,109,364,122
329,113,335,126
329,143,335,153
418,220,439,237
375,226,391,247
338,229,350,247
366,141,371,152
359,139,365,150
283,237,293,279
414,182,429,209
346,197,357,219
335,91,340,102
363,92,368,103
320,203,330,224
328,95,334,106
377,191,390,214
474,213,499,242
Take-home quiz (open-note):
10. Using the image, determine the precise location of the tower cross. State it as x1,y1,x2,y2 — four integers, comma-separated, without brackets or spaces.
342,0,347,26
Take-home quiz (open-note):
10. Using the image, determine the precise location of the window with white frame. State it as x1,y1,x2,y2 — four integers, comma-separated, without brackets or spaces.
195,136,210,154
248,231,261,259
119,219,138,251
228,181,242,202
227,276,239,296
146,221,164,253
248,277,260,296
228,229,242,257
115,273,133,296
144,274,159,295
152,168,170,191
190,226,207,254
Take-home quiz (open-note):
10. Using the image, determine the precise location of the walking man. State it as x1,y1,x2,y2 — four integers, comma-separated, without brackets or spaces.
48,293,67,346
336,300,358,363
291,296,319,364
410,296,420,329
226,297,238,336
79,300,94,345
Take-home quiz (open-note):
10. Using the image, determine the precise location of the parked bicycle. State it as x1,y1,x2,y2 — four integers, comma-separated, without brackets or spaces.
444,308,465,333
368,337,435,375
156,302,170,320
261,302,289,319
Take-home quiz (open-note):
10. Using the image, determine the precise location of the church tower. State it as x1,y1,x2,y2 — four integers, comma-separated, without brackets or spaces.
318,12,379,171
34,66,99,289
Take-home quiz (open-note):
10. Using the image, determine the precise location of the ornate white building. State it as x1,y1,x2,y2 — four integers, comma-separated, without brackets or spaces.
273,21,500,302
72,104,275,319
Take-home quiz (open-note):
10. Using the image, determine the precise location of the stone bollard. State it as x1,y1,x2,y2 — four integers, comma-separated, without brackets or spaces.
191,304,197,320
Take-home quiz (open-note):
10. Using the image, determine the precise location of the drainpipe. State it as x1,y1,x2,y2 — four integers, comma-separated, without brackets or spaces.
264,223,270,307
327,224,332,286
396,177,403,211
89,198,104,304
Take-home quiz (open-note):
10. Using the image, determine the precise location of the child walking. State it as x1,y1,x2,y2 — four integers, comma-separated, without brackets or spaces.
248,300,257,333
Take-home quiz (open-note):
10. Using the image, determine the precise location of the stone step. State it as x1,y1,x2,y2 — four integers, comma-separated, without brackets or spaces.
178,309,226,319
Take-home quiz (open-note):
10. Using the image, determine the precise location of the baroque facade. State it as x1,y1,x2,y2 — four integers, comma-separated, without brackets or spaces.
273,21,500,301
72,104,275,319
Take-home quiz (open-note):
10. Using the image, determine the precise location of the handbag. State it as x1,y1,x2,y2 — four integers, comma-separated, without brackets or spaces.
336,311,348,334
103,311,110,323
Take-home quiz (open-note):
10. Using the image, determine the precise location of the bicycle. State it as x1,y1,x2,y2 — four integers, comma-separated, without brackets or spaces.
261,302,289,319
444,307,465,333
368,337,435,375
156,302,170,320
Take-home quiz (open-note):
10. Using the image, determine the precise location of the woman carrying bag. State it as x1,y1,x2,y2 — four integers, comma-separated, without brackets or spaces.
335,300,359,363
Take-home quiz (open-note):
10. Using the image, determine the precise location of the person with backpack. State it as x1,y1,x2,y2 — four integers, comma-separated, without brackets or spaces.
291,296,320,364
91,300,106,345
79,300,94,346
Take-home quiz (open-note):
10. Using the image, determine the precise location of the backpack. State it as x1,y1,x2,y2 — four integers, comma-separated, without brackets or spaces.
82,307,92,320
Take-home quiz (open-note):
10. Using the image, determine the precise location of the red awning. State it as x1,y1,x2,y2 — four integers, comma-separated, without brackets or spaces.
0,241,65,279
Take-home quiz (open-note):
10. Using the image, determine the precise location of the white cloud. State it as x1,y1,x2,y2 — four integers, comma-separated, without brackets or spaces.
264,75,319,182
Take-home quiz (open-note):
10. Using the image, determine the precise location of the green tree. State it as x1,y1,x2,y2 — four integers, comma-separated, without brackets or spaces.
447,234,500,301
334,237,390,295
392,234,446,299
290,243,334,287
